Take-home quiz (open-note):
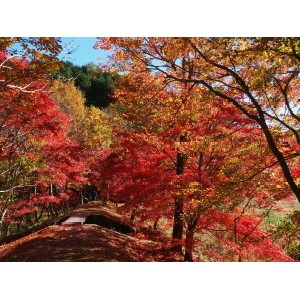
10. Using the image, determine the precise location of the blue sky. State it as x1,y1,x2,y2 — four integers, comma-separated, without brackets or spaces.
59,37,108,66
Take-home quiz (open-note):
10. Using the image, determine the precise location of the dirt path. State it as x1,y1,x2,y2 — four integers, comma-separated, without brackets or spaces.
0,201,180,262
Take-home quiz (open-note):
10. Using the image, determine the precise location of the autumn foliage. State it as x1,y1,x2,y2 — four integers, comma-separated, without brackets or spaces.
1,37,299,262
89,71,293,261
92,37,300,261
0,38,110,240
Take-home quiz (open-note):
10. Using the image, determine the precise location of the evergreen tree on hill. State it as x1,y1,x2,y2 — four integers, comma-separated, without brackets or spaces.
56,61,117,108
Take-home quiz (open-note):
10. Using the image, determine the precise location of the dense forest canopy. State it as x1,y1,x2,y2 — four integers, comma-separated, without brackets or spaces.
0,37,299,262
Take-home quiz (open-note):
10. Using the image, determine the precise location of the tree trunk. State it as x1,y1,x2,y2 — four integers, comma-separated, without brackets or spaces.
172,134,188,254
49,183,53,196
0,221,10,240
184,218,198,262
36,206,45,222
172,196,184,240
34,210,38,223
153,217,160,230
48,203,54,218
52,203,58,216
80,189,84,204
25,214,33,226
259,118,300,202
184,228,194,262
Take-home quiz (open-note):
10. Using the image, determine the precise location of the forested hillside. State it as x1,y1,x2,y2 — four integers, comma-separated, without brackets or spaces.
0,37,299,262
55,61,117,108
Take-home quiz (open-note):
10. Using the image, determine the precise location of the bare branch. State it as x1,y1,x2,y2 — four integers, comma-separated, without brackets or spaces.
0,185,36,194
